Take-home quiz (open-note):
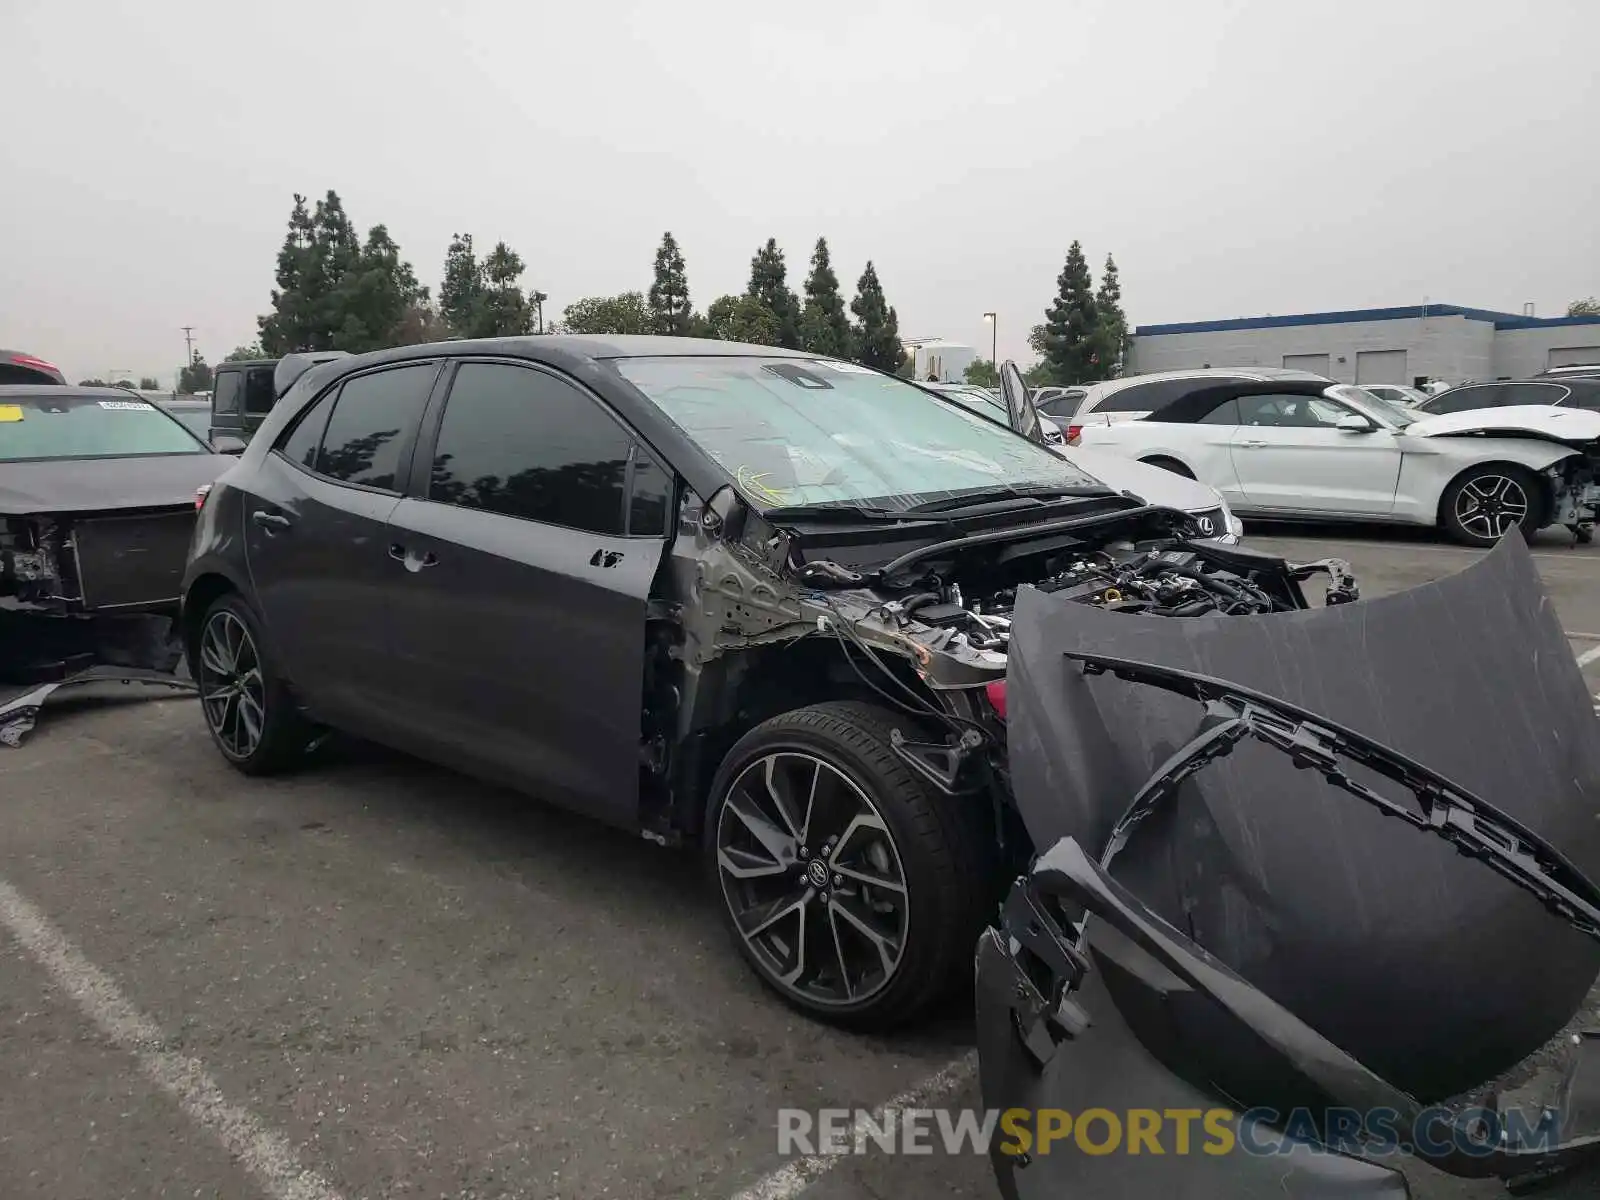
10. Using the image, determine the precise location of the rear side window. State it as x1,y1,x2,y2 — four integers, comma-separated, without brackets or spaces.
243,367,277,414
1038,392,1085,419
1498,383,1569,407
1095,377,1246,415
312,364,437,490
212,371,241,415
278,393,333,469
428,362,634,536
1421,385,1500,416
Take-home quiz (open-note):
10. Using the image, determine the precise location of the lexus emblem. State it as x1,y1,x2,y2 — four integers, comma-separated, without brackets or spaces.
1195,515,1215,535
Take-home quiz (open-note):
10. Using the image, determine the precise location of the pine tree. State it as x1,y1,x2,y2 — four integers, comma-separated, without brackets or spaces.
439,232,483,336
799,237,853,358
849,261,903,373
1091,254,1126,378
746,238,802,349
648,232,694,336
1040,241,1098,384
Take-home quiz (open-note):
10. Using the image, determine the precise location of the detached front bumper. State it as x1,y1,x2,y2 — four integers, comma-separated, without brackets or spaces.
979,837,1600,1199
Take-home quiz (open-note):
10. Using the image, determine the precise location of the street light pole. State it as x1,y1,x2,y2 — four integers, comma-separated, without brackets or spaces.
982,312,997,370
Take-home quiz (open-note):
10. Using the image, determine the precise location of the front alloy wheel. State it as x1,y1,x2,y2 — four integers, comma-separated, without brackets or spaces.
717,751,910,1008
707,701,995,1029
1442,466,1540,547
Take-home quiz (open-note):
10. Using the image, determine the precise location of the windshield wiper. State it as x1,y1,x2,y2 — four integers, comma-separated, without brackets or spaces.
763,502,942,524
902,485,1111,515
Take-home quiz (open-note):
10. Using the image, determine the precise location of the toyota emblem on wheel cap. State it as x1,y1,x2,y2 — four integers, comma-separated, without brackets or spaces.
807,860,830,887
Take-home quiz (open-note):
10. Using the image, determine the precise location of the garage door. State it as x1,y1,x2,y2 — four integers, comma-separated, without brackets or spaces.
1549,346,1600,369
1283,353,1331,375
1356,349,1407,385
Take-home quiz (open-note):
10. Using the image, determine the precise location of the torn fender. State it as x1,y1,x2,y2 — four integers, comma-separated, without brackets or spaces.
1004,532,1600,1102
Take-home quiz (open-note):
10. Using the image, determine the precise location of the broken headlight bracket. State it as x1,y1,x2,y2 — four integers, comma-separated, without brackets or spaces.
1287,557,1360,606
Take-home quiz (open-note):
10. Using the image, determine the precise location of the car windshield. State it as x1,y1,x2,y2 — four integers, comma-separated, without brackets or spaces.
1335,385,1418,427
0,393,206,462
613,356,1100,510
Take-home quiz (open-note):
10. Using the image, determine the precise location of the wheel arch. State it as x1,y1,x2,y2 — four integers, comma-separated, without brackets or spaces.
180,570,243,669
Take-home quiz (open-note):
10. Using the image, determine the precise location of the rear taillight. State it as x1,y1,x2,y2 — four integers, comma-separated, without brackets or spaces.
195,484,213,512
9,353,59,374
984,680,1007,720
1065,425,1083,445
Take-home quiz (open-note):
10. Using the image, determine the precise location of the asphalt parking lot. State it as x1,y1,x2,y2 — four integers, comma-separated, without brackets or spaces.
2,524,1598,1200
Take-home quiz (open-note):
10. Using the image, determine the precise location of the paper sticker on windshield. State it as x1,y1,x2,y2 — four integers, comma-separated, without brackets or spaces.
98,399,153,411
813,360,875,374
0,405,22,422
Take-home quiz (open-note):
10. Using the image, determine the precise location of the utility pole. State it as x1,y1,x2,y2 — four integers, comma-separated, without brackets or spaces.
181,326,196,367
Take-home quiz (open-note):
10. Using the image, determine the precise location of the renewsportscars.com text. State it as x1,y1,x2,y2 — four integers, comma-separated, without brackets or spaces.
777,1105,1563,1158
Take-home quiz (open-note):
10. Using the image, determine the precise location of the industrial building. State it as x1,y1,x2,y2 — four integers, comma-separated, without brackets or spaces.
1127,304,1600,387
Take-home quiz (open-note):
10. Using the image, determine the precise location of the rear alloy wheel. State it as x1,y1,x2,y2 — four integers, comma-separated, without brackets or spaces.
708,701,993,1029
195,593,312,774
1440,466,1540,547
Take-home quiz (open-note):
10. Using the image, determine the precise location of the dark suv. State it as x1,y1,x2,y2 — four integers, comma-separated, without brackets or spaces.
1416,377,1600,415
182,336,1357,1027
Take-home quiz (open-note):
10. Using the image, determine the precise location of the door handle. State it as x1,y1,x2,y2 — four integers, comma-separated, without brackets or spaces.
251,510,291,531
389,543,439,570
1239,440,1268,448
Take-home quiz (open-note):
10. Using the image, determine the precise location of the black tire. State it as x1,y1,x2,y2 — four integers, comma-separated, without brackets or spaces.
1439,464,1541,548
194,591,314,775
706,700,996,1030
1140,456,1195,479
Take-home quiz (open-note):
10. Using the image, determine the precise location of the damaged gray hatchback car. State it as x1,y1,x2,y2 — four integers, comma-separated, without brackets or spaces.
182,339,1360,1028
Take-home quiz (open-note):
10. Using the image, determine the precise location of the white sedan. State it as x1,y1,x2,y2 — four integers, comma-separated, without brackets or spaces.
1074,379,1600,546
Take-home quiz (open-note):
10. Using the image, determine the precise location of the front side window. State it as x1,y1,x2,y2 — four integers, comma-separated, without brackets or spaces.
313,364,437,490
1236,393,1356,428
428,362,632,535
612,356,1098,511
1196,397,1243,425
0,393,205,462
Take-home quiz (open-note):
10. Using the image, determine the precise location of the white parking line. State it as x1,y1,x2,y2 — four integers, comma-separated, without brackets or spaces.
1578,645,1600,669
0,877,344,1200
730,1050,979,1200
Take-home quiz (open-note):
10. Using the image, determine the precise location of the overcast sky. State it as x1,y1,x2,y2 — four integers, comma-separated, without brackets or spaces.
2,0,1595,385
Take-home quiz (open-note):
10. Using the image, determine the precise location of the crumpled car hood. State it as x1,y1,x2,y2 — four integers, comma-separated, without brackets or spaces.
1003,532,1600,1103
1406,404,1600,445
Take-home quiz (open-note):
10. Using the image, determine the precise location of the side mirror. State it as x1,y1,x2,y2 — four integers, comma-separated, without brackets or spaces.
211,435,247,455
1335,414,1375,433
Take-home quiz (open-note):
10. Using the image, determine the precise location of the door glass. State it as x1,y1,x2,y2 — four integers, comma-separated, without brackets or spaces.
1500,383,1567,407
629,448,672,536
1196,397,1242,425
1423,386,1495,415
212,371,241,415
429,362,631,535
313,364,437,490
243,367,277,414
278,390,336,469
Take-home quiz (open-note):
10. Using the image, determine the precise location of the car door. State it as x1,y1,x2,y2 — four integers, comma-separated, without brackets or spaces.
1228,392,1402,514
381,359,673,830
242,360,442,736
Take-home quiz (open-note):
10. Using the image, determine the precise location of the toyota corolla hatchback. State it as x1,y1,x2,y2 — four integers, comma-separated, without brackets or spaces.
181,337,1373,1028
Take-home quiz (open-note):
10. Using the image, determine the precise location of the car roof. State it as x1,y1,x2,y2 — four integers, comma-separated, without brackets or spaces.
330,335,818,373
1082,366,1332,402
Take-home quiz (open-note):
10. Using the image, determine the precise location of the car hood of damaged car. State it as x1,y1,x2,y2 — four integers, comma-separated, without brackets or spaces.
1405,404,1600,445
1049,443,1228,512
0,453,234,515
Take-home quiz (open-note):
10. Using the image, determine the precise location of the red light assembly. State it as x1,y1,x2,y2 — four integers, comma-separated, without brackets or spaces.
195,484,213,512
984,679,1007,720
1065,425,1083,445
